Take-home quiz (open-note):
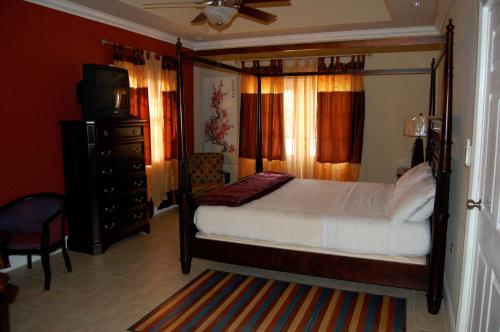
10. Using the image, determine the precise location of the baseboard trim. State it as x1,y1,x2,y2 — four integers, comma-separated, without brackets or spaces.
2,249,62,273
444,273,456,331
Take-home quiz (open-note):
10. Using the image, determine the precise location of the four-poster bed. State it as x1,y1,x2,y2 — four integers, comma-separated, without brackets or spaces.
174,20,454,314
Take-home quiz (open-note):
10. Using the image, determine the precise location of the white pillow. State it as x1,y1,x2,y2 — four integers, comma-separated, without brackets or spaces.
408,197,435,222
388,175,436,223
393,162,432,198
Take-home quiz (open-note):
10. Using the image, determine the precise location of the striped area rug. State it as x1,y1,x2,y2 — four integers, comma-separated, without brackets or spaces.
130,270,406,332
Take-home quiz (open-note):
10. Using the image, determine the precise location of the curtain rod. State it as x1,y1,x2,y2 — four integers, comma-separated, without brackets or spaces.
101,38,135,50
101,38,176,61
260,68,432,77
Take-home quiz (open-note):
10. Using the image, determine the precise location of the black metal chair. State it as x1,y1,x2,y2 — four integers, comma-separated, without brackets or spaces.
0,193,72,290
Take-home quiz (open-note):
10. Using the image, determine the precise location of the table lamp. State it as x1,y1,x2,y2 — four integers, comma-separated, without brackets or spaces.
403,113,427,167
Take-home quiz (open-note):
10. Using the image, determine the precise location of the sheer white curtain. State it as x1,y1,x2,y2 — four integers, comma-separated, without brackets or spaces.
114,51,179,206
144,54,167,206
283,59,318,179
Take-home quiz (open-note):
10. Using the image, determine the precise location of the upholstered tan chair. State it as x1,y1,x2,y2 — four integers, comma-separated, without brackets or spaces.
188,153,230,196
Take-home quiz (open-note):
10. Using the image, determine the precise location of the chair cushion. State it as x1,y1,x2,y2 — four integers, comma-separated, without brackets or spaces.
189,153,224,184
7,232,42,251
6,216,63,251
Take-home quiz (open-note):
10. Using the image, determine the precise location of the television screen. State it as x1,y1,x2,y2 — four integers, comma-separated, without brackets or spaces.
78,64,131,119
94,68,130,110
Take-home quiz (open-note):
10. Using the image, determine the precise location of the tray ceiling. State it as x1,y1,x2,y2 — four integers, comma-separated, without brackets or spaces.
60,0,443,45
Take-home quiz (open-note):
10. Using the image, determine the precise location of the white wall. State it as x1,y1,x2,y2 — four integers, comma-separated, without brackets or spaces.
194,53,436,184
193,65,241,182
361,52,437,183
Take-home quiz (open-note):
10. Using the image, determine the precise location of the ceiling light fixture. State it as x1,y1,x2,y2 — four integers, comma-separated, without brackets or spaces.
411,0,423,7
202,6,238,26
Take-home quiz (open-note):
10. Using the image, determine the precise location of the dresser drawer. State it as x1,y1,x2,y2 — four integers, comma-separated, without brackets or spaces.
98,125,143,141
98,159,145,177
102,206,148,232
123,191,148,206
100,191,147,217
100,175,147,196
97,142,144,160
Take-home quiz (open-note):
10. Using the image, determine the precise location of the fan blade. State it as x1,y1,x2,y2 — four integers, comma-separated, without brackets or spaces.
143,1,211,8
191,12,207,23
238,4,277,23
144,5,204,9
242,0,289,3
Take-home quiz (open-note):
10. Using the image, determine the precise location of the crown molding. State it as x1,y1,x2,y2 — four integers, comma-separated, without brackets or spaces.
433,0,451,33
193,26,439,50
24,0,196,49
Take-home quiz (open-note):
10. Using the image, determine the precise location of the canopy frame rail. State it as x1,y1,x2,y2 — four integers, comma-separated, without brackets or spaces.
184,53,433,77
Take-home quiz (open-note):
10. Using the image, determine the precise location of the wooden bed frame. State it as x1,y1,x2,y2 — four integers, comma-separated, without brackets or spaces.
174,20,454,314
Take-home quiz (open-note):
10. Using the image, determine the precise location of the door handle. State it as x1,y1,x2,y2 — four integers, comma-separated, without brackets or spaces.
466,199,482,210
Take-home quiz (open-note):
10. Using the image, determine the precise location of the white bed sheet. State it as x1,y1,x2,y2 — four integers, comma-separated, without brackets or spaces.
194,179,431,257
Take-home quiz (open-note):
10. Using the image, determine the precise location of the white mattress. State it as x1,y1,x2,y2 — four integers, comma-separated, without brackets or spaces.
194,179,431,257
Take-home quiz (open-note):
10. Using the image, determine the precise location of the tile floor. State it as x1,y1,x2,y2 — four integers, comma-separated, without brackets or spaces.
5,207,450,331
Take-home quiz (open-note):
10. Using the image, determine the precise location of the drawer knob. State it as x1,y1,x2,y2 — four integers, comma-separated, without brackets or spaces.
133,197,144,203
104,187,115,194
134,180,144,187
105,222,116,230
104,204,116,213
101,168,113,175
132,163,142,170
103,130,109,137
100,150,112,157
133,212,144,220
132,147,140,153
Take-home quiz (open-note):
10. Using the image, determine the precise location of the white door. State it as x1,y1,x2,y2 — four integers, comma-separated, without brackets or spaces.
459,0,500,331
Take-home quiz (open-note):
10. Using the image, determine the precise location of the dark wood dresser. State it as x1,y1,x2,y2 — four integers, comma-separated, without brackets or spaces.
60,119,150,254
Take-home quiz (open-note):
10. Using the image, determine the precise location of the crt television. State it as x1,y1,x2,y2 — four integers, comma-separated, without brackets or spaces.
77,64,130,119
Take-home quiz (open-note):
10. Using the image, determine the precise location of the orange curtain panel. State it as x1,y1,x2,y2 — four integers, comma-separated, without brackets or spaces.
315,56,365,181
238,60,286,178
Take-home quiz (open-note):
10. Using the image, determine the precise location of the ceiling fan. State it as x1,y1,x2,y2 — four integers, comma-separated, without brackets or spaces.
143,0,291,26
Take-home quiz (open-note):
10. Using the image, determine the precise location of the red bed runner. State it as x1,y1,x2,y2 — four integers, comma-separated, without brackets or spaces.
195,171,295,207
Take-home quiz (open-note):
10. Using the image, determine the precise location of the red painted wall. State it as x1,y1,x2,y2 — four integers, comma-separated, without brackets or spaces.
0,0,194,204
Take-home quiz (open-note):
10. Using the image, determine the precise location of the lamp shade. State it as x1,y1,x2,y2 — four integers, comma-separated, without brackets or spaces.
202,6,238,26
403,114,427,137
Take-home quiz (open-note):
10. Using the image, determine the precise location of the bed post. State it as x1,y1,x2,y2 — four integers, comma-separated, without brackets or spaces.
426,58,436,162
176,39,192,274
429,58,436,117
427,20,453,314
256,71,264,173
